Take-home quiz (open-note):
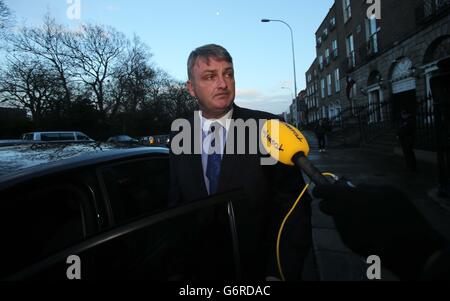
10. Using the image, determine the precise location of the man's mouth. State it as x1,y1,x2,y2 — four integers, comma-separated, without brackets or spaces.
215,92,229,98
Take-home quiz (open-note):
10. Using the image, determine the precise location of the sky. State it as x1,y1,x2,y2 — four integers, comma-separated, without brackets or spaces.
4,0,334,115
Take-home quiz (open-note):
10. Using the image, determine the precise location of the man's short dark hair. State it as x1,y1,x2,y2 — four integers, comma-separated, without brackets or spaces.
187,44,233,80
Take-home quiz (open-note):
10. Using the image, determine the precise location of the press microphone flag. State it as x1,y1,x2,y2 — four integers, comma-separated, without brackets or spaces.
261,120,328,185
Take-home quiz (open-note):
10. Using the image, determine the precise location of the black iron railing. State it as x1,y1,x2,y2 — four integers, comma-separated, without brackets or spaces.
416,96,437,151
306,97,438,152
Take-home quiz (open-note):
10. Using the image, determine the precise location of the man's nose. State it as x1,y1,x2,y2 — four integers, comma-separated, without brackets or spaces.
216,75,228,89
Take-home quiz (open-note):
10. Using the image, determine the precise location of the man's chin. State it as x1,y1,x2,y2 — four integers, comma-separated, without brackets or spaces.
202,103,234,118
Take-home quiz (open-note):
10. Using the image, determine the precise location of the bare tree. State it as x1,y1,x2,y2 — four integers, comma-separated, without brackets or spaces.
8,14,73,104
110,35,156,116
63,24,127,116
0,0,12,39
163,81,198,119
0,55,61,127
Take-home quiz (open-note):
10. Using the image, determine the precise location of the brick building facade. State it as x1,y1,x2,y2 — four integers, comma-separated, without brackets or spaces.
304,0,450,132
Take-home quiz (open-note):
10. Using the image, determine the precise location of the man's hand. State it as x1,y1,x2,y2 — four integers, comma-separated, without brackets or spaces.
313,184,445,280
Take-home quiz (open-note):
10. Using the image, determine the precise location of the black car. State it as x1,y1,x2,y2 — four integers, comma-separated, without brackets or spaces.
0,143,241,280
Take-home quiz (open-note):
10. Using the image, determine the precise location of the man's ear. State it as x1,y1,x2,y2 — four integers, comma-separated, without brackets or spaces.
186,80,196,98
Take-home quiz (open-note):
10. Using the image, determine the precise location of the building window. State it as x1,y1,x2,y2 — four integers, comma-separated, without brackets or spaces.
321,78,326,99
343,0,352,23
330,17,336,30
332,39,338,59
319,55,324,70
366,15,379,55
323,28,328,40
346,34,355,68
335,69,341,93
327,74,332,96
325,48,330,65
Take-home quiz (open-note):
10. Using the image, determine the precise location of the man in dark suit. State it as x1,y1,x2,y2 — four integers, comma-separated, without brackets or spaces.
169,44,312,280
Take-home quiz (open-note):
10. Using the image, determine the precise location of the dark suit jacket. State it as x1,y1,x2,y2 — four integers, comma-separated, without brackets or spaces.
169,104,312,280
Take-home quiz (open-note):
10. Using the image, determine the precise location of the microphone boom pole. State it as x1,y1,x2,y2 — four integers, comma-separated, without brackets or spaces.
292,152,329,185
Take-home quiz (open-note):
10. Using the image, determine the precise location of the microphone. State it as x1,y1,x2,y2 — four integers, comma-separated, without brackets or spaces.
261,119,329,185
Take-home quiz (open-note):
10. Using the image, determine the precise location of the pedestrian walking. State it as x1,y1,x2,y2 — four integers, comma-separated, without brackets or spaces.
315,119,328,152
397,110,417,172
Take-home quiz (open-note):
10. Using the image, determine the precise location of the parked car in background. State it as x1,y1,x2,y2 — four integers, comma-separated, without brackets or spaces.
139,135,170,147
139,136,155,146
106,135,139,145
22,131,94,142
153,135,170,147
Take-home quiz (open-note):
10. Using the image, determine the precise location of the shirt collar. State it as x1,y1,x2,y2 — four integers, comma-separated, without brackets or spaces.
199,108,234,134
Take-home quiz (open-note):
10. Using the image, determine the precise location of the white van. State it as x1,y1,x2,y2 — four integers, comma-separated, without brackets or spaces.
22,131,94,142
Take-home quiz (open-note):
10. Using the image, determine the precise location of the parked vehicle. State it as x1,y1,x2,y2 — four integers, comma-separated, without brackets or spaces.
0,144,239,280
22,131,94,142
107,135,139,145
0,140,29,147
139,136,155,146
153,135,171,146
139,135,170,147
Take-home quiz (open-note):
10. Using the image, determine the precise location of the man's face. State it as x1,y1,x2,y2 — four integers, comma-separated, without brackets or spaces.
187,57,235,119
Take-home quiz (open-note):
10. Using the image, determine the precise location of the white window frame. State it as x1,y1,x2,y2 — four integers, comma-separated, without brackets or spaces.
346,34,355,67
327,74,332,96
321,78,326,99
335,68,341,93
343,0,352,23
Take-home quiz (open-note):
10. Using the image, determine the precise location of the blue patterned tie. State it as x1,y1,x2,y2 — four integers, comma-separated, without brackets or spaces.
206,124,222,195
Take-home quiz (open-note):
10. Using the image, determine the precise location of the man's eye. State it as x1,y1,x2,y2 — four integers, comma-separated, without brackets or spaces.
225,72,234,78
204,75,215,80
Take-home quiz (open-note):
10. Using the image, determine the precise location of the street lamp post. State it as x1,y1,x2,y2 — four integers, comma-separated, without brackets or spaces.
261,19,298,100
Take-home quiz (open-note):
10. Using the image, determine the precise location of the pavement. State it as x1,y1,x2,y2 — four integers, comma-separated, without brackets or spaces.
300,131,450,281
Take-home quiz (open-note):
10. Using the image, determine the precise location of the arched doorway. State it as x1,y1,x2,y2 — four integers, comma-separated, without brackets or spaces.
390,57,417,120
422,35,450,124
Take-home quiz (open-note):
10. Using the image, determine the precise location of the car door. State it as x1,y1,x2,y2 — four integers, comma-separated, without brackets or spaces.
0,175,98,280
85,155,171,279
1,155,242,280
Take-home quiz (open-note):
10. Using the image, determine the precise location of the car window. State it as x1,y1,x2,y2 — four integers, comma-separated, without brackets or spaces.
0,185,88,278
23,134,33,140
41,133,59,141
75,208,236,280
7,189,240,280
76,133,88,140
99,157,170,225
60,133,75,141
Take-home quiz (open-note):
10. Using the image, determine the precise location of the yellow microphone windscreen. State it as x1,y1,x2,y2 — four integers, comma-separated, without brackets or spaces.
261,120,310,166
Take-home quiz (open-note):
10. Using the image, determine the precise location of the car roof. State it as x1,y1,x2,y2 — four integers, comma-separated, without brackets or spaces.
0,145,168,190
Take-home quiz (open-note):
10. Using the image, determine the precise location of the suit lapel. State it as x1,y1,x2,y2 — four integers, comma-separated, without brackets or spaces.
188,114,208,197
